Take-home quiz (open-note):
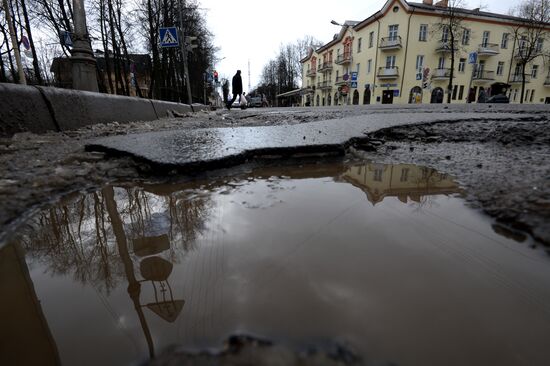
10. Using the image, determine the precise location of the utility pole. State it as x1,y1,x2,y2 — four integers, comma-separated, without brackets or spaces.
178,0,193,105
2,0,26,84
71,0,98,91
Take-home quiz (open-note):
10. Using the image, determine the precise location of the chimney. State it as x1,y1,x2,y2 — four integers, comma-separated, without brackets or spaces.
435,0,448,7
423,0,433,5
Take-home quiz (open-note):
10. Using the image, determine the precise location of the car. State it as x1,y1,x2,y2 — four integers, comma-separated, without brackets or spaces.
247,97,263,107
486,94,510,103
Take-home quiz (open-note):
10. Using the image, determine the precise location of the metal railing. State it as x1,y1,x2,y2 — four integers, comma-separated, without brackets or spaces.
380,36,402,49
478,43,500,55
508,74,531,83
432,68,452,79
473,70,495,80
306,69,316,77
318,62,333,72
335,53,352,65
377,66,399,78
317,80,332,89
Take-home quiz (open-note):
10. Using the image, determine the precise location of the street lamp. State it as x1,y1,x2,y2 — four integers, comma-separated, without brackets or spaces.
71,0,99,92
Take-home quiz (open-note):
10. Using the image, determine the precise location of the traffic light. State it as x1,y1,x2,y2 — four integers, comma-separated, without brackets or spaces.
213,71,219,83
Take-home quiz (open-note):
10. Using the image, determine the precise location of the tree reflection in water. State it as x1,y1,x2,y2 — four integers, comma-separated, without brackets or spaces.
19,184,213,294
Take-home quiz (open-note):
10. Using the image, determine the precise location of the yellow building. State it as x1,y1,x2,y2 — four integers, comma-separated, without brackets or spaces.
301,0,550,105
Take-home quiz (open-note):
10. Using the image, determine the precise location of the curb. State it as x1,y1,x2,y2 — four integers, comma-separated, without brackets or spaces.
0,84,207,137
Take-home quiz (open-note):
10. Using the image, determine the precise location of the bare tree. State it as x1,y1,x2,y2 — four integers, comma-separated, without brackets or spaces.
510,0,550,103
431,0,468,104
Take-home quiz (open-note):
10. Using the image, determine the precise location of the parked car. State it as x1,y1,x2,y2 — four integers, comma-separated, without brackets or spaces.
486,94,510,103
247,97,263,107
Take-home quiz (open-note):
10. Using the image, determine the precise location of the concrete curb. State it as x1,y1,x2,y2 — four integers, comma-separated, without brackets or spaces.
0,84,58,136
0,83,207,137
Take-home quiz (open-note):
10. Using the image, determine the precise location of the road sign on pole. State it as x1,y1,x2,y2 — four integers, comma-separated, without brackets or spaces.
160,27,179,48
351,72,358,82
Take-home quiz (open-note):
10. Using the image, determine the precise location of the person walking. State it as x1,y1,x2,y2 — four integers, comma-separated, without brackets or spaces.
227,70,243,110
222,79,229,105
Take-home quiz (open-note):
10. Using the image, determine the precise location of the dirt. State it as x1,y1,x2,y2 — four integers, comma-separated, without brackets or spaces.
1,105,549,249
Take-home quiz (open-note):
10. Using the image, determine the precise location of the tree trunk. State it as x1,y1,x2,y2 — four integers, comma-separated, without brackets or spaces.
520,62,526,104
20,0,43,85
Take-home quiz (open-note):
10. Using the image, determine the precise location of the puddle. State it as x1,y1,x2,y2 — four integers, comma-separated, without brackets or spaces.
2,161,550,366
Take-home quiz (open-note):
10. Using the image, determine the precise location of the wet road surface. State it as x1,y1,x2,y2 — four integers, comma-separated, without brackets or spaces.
2,160,550,366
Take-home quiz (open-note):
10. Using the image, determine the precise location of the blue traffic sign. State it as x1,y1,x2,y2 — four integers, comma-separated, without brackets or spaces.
351,82,358,88
160,27,179,48
468,52,477,64
351,72,358,81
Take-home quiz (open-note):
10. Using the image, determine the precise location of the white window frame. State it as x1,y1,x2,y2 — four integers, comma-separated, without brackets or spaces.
386,55,396,69
389,25,399,41
532,65,539,78
419,24,427,41
367,59,372,74
369,32,374,48
501,33,509,49
458,58,466,72
482,31,490,47
497,62,505,76
462,28,470,45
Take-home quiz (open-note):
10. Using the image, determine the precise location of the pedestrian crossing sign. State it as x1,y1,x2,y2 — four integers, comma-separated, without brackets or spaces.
160,27,179,48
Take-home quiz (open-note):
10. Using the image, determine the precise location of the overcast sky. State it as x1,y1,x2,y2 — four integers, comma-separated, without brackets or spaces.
199,0,520,90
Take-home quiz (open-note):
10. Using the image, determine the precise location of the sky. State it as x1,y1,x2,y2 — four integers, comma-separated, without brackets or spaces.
199,0,520,91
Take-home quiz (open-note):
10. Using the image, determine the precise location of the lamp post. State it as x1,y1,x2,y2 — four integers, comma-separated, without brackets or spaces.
71,0,98,92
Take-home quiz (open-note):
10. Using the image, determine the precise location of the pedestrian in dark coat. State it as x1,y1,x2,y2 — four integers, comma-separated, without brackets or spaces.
222,79,229,105
227,70,243,109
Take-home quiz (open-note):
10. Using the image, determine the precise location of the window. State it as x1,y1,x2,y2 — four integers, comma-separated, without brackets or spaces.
525,89,530,103
400,168,409,182
462,28,470,45
356,63,360,74
335,70,339,80
369,31,374,48
374,169,383,182
452,85,458,100
386,55,396,68
458,85,465,100
532,65,539,78
482,31,490,47
501,33,509,49
438,57,445,69
497,62,505,76
530,90,535,102
458,58,466,72
419,24,428,41
367,59,372,74
536,38,544,53
416,55,424,71
358,38,362,52
389,25,399,40
442,26,449,42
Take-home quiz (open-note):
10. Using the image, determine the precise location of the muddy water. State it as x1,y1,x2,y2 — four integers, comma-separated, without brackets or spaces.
2,161,550,366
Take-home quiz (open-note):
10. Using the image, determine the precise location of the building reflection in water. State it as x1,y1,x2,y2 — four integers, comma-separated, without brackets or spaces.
0,161,461,364
341,162,460,205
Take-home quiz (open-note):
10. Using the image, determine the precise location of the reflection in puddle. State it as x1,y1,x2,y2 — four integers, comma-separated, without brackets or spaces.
2,161,550,366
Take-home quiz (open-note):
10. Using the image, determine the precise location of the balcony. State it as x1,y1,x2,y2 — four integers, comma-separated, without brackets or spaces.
306,69,316,77
473,70,495,81
431,68,452,80
380,36,402,50
318,62,333,72
514,48,530,59
317,80,332,90
377,67,399,79
508,74,531,84
335,76,348,85
335,53,352,65
478,43,500,56
435,40,453,53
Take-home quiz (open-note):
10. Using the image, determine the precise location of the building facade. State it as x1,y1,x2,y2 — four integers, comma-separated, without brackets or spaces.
301,0,550,105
